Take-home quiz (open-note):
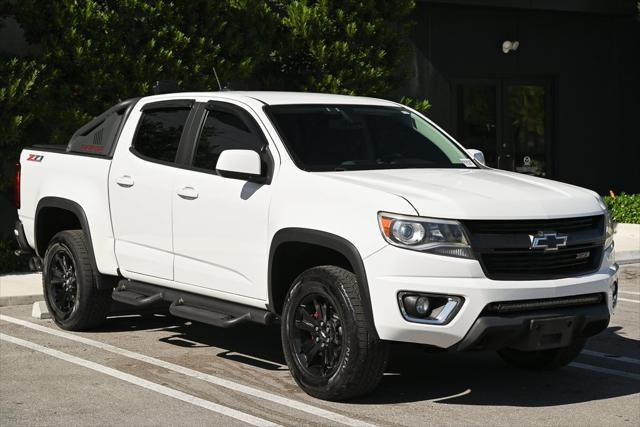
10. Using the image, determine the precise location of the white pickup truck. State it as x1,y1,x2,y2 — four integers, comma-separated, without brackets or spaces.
14,91,618,400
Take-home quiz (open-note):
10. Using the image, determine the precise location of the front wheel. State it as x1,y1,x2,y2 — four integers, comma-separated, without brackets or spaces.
497,338,586,370
281,266,389,401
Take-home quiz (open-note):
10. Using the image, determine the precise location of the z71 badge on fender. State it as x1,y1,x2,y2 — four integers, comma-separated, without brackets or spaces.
26,154,44,162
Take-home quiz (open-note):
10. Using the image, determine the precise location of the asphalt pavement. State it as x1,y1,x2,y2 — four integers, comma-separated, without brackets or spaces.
1,265,639,426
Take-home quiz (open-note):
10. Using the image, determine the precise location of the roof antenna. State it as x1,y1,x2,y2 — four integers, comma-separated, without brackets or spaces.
212,66,222,91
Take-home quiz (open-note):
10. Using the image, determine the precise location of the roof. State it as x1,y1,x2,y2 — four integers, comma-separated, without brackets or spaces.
228,91,400,106
140,91,401,107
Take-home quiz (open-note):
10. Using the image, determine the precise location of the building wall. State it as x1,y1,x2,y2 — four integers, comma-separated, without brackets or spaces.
409,3,640,194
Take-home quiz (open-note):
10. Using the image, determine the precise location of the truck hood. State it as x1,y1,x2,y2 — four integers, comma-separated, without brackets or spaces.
321,168,603,220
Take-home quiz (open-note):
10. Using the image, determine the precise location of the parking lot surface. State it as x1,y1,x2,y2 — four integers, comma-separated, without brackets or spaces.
1,265,639,426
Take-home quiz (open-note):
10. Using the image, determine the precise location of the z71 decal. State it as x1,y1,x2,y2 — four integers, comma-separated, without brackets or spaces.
27,154,44,162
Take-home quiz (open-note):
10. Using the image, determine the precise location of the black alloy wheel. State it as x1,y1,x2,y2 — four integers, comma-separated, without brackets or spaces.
46,245,78,320
290,293,344,378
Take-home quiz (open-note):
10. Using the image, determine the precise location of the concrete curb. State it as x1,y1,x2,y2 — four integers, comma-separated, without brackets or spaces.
0,294,44,307
0,273,43,307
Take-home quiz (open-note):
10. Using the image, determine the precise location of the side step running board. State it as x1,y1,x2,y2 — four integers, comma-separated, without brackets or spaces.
112,290,164,307
170,301,252,328
112,280,275,327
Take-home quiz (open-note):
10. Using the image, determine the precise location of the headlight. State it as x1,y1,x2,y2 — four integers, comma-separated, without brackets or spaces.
605,209,614,249
378,212,473,258
598,196,615,249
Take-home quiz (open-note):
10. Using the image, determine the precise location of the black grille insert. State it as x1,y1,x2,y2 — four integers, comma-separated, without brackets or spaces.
463,215,605,280
465,215,603,235
481,245,602,280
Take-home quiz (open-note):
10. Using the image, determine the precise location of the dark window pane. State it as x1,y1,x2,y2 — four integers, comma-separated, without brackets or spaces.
266,105,471,172
133,108,190,162
457,85,498,168
193,109,261,170
508,85,547,177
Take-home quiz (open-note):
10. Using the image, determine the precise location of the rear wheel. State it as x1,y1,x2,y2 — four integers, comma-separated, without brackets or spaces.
42,230,111,331
281,266,389,401
497,338,586,370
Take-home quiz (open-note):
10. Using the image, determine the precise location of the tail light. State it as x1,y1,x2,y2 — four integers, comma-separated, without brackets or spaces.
15,162,21,209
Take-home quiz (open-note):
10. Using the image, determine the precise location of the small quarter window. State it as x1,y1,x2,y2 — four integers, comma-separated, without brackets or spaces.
193,109,263,171
133,108,190,163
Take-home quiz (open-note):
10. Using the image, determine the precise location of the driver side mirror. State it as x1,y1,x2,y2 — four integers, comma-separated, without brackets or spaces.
466,149,485,165
216,149,263,180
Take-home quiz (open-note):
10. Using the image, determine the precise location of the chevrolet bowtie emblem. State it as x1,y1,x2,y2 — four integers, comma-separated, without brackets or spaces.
529,231,568,251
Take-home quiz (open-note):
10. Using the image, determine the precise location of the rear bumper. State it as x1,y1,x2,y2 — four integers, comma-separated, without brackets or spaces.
13,220,34,256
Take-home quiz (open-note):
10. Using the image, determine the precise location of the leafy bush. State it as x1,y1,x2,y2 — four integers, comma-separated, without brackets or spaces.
604,193,640,224
0,58,43,191
0,238,29,274
399,96,432,115
0,0,428,187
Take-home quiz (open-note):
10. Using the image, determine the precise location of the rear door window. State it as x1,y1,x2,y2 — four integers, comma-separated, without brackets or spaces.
133,108,191,163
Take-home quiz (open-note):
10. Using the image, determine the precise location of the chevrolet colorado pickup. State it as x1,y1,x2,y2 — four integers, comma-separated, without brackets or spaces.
14,91,618,401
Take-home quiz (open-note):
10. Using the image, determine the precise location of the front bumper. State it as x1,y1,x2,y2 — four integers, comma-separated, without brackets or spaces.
364,244,617,349
453,302,609,352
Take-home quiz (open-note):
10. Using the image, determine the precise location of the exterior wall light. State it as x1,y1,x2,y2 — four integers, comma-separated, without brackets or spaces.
502,40,520,53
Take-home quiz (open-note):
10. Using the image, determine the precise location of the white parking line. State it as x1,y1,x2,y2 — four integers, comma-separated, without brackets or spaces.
0,315,374,427
618,291,640,296
618,297,640,304
0,333,279,427
570,362,640,381
582,349,640,366
428,388,471,402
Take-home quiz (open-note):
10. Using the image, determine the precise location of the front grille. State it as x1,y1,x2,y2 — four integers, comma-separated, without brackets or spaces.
481,245,603,279
462,215,605,280
481,293,605,315
465,215,603,235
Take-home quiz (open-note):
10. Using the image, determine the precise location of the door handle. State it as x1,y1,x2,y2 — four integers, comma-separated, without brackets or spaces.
177,186,199,200
116,175,134,188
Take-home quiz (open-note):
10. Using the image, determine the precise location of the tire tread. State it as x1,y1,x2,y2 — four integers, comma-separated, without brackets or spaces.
282,265,389,401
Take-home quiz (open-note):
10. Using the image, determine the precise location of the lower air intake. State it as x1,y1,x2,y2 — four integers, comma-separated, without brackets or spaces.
481,293,605,315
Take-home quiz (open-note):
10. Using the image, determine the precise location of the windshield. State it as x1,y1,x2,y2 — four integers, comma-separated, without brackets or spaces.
265,104,476,172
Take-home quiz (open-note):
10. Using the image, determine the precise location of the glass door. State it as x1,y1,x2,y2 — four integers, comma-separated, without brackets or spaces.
457,83,499,169
503,83,549,177
456,79,551,178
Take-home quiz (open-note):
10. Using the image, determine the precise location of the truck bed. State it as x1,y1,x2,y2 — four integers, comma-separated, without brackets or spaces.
18,147,119,275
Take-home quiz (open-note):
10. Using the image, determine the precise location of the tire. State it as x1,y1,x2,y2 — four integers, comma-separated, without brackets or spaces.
42,230,111,331
281,265,389,401
497,338,586,370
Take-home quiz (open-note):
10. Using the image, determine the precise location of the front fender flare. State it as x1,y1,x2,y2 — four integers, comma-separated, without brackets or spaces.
268,228,379,340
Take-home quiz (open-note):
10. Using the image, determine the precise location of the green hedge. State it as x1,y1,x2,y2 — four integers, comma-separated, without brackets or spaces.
604,193,640,224
0,0,427,190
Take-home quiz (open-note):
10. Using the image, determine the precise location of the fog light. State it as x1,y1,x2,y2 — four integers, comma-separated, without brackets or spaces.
398,292,463,325
415,296,430,315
